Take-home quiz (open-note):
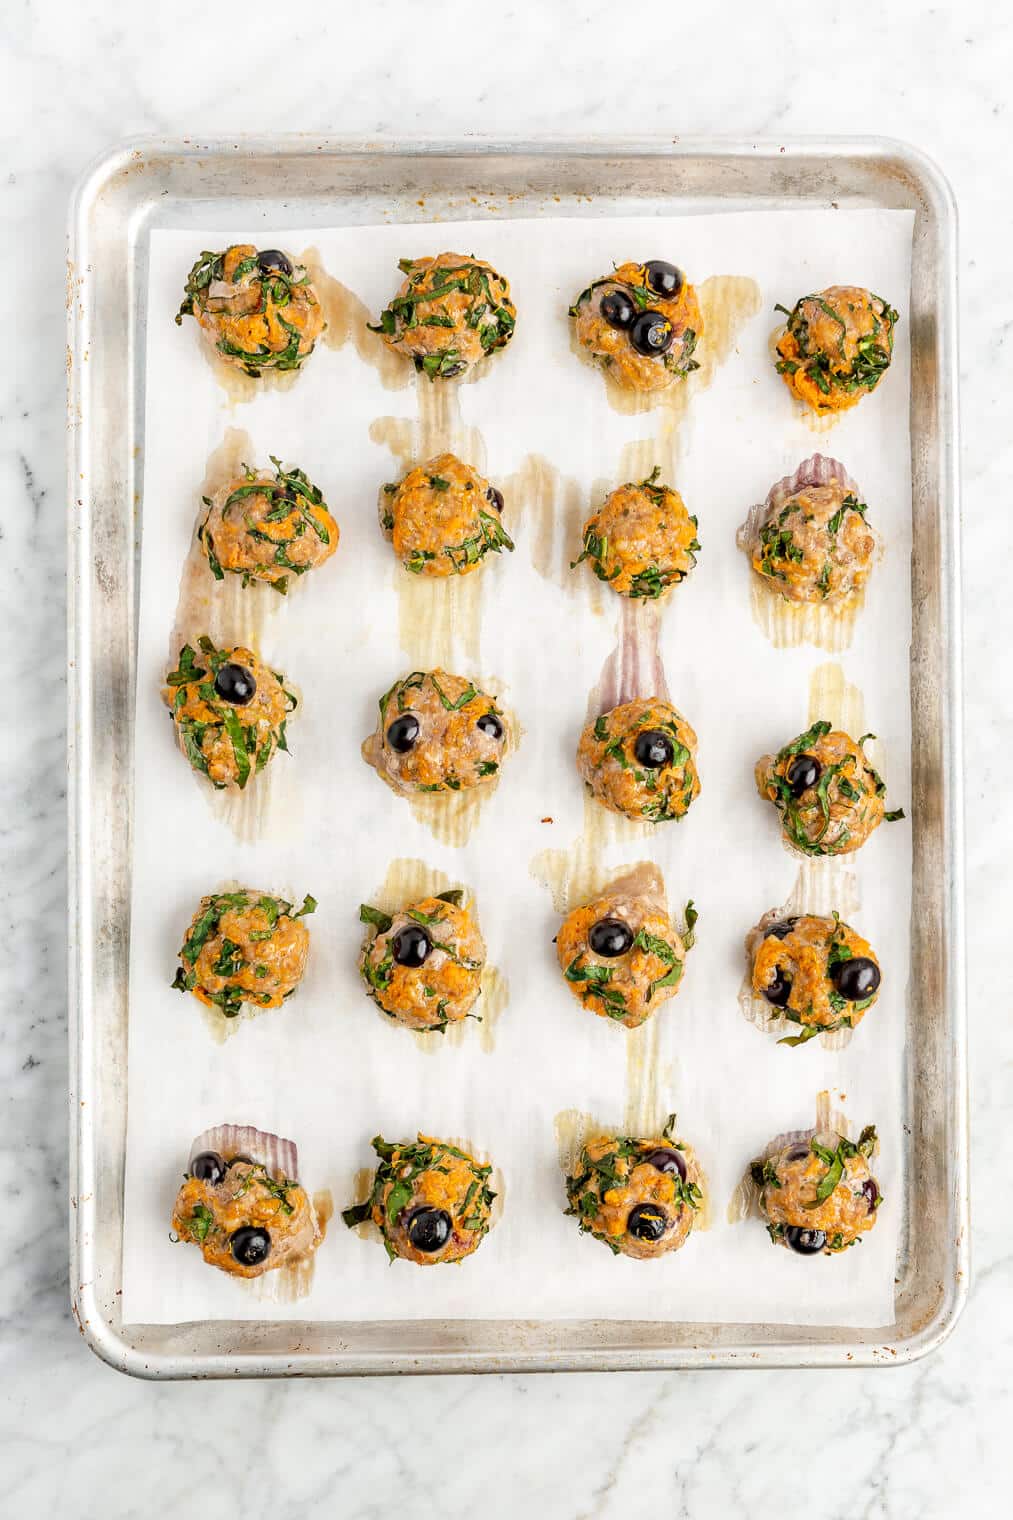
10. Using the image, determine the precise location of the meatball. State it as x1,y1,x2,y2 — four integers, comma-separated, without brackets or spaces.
774,286,898,413
751,1127,882,1254
747,910,881,1044
380,452,513,577
342,1134,496,1265
176,244,324,377
359,890,485,1032
556,886,696,1030
572,466,699,599
172,888,316,1018
569,259,703,394
755,720,904,856
363,669,508,796
369,253,516,380
565,1118,703,1259
745,479,877,605
172,1126,321,1279
198,457,338,592
577,699,700,824
162,636,295,790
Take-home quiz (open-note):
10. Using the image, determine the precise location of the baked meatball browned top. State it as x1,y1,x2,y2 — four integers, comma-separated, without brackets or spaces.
755,720,903,857
565,1118,703,1259
370,252,516,380
774,286,897,414
380,452,512,577
173,1148,321,1279
747,910,881,1044
364,669,508,796
573,467,699,600
577,699,700,824
343,1135,496,1265
359,890,485,1033
556,886,695,1030
570,259,703,393
199,458,338,593
176,244,324,376
163,636,296,790
751,1127,882,1255
745,480,877,605
172,888,315,1019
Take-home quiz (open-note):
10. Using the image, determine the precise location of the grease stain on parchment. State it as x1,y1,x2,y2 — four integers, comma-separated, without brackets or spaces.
198,343,303,407
747,576,864,653
502,453,590,596
807,661,865,735
300,247,409,391
243,1190,332,1305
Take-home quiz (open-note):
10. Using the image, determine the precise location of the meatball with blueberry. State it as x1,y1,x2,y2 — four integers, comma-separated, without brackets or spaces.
572,466,699,600
199,457,338,593
774,286,898,414
172,888,316,1020
747,910,881,1045
162,636,296,790
369,253,516,380
556,884,696,1030
342,1135,496,1266
359,889,486,1033
577,699,700,824
176,244,324,377
363,668,508,797
569,259,703,394
565,1116,703,1259
755,719,904,856
751,1127,883,1255
380,452,513,577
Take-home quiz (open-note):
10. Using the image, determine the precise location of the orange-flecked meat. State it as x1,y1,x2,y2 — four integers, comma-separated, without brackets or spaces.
570,259,703,393
565,1122,703,1259
775,286,897,414
747,911,881,1042
371,253,516,380
380,452,513,577
343,1135,496,1265
176,244,324,376
359,890,485,1032
573,467,699,599
363,668,508,796
577,699,700,824
755,720,903,857
199,458,337,592
556,879,694,1030
173,888,315,1018
746,480,877,605
752,1128,882,1254
172,1158,320,1279
162,636,295,790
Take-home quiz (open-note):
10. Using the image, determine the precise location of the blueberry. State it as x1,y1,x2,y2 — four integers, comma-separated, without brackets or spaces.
633,729,675,768
764,918,799,941
786,754,821,796
190,1151,225,1185
629,310,674,357
392,923,431,968
643,261,685,299
258,249,293,276
600,288,637,329
627,1204,668,1242
405,1206,452,1253
861,1179,880,1212
830,956,881,1001
213,662,256,706
763,969,793,1007
588,917,634,958
386,714,420,752
476,711,503,740
486,486,505,513
641,1147,688,1181
784,1226,826,1256
230,1225,271,1266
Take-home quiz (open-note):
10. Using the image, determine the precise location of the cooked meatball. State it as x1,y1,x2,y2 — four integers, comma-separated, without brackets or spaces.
162,636,295,790
342,1134,496,1265
172,1137,321,1279
363,669,507,796
172,888,315,1018
199,457,338,592
577,699,700,824
755,720,904,856
747,910,881,1044
751,1127,882,1254
572,466,699,599
380,452,513,577
745,480,877,605
565,1119,703,1259
569,259,703,393
556,885,695,1030
774,286,898,413
359,890,485,1032
176,244,324,377
370,253,516,380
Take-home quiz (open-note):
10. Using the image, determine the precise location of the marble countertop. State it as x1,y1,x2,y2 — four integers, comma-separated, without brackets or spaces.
4,1,1010,1514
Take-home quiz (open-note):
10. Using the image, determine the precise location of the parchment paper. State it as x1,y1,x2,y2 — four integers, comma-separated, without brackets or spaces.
122,209,913,1326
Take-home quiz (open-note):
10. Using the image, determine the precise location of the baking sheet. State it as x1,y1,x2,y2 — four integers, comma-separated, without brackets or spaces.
122,208,913,1326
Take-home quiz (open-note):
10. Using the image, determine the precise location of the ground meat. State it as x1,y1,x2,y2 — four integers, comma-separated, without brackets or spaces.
569,259,703,393
752,1128,882,1254
573,467,699,599
359,890,485,1032
775,286,898,413
565,1122,703,1259
343,1135,496,1265
162,637,295,790
176,244,324,376
577,699,700,824
556,885,695,1030
172,1156,320,1279
747,911,881,1042
172,888,315,1018
380,451,512,577
755,720,903,856
370,253,516,380
199,458,338,592
745,480,877,605
363,669,507,796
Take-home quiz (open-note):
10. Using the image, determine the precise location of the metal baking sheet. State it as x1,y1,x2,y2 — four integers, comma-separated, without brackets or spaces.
67,136,966,1377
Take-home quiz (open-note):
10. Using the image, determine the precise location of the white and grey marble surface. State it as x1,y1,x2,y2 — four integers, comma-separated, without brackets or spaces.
3,1,1010,1514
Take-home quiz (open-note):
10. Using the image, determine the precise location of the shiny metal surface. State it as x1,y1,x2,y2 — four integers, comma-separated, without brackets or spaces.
67,136,965,1376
